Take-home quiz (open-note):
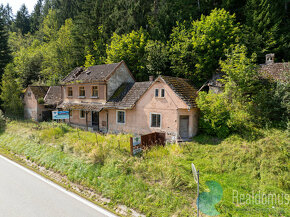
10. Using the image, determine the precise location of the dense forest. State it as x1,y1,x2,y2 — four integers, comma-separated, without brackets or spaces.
0,0,289,137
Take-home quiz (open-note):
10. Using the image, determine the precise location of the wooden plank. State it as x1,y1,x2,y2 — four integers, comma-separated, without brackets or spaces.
130,137,133,156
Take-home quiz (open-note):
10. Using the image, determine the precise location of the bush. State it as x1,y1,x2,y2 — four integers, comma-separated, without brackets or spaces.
197,91,256,138
37,97,45,104
197,91,230,138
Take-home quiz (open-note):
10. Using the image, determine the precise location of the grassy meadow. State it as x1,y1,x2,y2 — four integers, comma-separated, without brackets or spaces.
0,120,289,216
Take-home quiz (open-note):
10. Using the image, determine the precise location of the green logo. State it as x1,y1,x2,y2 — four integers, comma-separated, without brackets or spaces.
198,181,223,216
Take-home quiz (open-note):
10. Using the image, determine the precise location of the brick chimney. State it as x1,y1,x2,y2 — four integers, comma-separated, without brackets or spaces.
149,75,154,81
266,53,275,65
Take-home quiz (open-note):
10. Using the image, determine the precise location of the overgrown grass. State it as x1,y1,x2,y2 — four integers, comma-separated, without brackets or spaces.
0,120,289,216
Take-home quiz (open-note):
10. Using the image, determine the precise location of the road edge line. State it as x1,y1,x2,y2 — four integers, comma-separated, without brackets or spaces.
0,154,118,217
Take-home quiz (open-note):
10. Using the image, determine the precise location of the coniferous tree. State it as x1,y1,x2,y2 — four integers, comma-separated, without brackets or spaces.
14,4,31,34
0,15,11,81
0,4,13,30
244,0,282,62
30,0,43,33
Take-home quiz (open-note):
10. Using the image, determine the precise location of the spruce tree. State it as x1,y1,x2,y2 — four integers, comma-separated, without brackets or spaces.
244,0,282,62
14,4,31,35
0,15,11,81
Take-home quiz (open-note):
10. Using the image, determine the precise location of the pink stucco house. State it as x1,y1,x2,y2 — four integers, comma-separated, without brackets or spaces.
24,61,199,141
23,86,50,121
56,61,198,141
23,86,62,121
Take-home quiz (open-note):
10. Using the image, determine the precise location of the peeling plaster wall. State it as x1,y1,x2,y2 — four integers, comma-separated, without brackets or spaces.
63,82,107,104
101,80,198,141
24,87,38,121
107,63,134,99
65,110,92,127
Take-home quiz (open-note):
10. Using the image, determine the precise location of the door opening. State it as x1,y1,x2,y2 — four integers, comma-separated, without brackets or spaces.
179,115,189,139
91,111,99,131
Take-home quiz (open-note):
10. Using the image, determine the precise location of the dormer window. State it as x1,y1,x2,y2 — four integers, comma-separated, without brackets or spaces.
92,86,98,97
67,87,73,97
79,87,85,97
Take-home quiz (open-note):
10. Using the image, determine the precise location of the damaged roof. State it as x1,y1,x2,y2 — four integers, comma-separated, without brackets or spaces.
259,62,289,81
62,61,123,83
44,86,62,105
28,86,49,100
57,81,153,111
57,102,105,112
159,75,198,108
107,81,153,109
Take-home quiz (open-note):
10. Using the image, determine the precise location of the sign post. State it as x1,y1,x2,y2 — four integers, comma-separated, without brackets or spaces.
130,136,142,156
52,111,69,120
191,163,199,217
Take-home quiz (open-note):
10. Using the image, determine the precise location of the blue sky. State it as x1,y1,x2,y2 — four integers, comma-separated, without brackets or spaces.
0,0,38,14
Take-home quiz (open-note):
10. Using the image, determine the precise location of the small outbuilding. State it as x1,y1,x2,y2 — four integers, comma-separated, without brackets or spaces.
24,85,62,121
23,86,49,121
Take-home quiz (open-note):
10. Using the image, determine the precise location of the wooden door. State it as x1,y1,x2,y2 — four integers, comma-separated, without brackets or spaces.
179,115,189,138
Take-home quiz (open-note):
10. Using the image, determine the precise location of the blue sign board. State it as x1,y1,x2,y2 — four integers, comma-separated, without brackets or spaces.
52,111,69,120
132,136,142,155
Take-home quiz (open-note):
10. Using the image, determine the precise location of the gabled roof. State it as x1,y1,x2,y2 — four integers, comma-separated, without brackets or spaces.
159,75,198,108
259,62,289,81
62,61,134,83
107,81,153,109
44,86,62,105
28,86,49,100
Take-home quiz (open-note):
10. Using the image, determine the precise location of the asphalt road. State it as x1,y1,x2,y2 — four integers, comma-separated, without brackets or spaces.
0,155,117,217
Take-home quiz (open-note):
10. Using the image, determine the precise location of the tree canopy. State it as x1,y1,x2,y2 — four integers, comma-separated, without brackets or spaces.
0,0,288,123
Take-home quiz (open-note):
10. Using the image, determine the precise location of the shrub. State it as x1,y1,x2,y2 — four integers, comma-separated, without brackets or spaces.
37,97,45,104
197,91,256,138
196,91,230,138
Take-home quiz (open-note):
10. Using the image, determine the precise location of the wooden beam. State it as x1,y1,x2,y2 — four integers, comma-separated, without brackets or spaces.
85,111,88,131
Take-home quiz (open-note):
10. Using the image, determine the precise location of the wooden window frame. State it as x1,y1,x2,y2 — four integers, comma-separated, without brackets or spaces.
79,86,85,98
150,113,161,128
79,110,86,119
116,110,126,124
67,87,73,97
91,86,99,98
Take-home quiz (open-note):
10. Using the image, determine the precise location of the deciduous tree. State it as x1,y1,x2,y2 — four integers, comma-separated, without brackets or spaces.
106,29,148,81
169,9,241,86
